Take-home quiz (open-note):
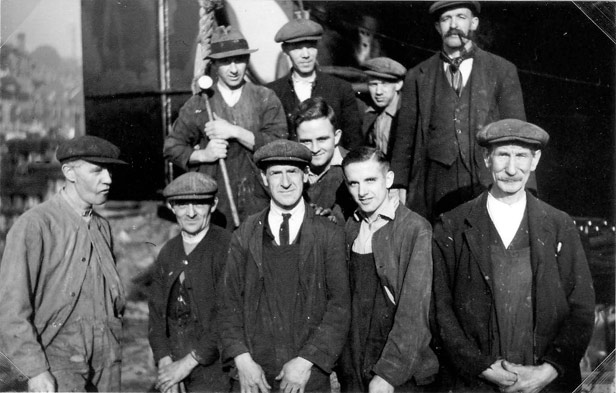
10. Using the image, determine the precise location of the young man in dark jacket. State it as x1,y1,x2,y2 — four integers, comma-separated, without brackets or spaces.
338,147,438,393
219,139,351,393
432,119,595,392
149,172,231,393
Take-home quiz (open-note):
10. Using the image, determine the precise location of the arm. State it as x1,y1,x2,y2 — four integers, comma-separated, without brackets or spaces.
371,223,435,387
338,81,363,150
254,89,288,149
297,225,351,373
0,217,50,378
163,97,210,170
497,62,526,121
389,71,417,190
148,253,173,364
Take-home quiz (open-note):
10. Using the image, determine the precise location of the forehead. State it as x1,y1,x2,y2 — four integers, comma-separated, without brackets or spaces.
265,163,304,173
285,40,318,50
343,159,387,179
490,144,535,154
368,77,397,85
215,55,249,65
296,117,335,138
439,7,474,18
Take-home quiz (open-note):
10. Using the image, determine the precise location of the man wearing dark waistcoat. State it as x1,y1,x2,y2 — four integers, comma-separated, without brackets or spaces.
390,1,526,221
0,136,127,392
164,26,287,230
149,172,231,393
337,147,438,393
432,119,595,392
219,139,351,393
267,18,363,150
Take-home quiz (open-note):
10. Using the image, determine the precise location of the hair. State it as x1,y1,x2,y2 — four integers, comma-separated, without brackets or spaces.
342,146,390,171
292,97,338,131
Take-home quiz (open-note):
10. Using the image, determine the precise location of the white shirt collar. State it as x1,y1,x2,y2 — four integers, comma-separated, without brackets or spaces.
267,199,306,245
217,80,243,107
487,192,527,248
442,57,474,88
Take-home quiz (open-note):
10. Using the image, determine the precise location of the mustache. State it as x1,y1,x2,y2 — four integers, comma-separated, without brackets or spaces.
446,28,469,38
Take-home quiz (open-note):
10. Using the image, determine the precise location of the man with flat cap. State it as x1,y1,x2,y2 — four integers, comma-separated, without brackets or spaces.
267,18,363,150
165,25,287,230
361,57,407,157
149,172,231,393
432,120,595,392
218,139,351,393
0,135,127,392
390,1,527,222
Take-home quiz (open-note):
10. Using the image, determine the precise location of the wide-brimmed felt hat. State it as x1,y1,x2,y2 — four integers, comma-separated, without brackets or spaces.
56,135,127,165
208,26,257,60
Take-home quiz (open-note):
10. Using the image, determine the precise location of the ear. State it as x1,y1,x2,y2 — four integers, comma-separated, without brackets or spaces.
211,197,219,213
435,21,442,35
281,43,290,55
62,163,77,183
530,150,541,171
395,80,403,92
334,129,342,146
260,171,269,187
482,148,492,169
302,166,309,183
385,170,394,189
166,201,174,213
470,16,479,31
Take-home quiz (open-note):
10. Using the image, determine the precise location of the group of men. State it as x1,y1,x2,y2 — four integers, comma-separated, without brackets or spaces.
0,1,596,393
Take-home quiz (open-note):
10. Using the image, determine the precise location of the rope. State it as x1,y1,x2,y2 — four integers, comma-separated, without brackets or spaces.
193,0,223,94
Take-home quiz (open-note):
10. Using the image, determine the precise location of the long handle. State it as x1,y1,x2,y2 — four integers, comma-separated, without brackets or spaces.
204,96,240,228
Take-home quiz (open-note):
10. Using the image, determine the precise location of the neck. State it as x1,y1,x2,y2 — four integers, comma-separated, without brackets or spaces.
489,188,525,206
292,69,316,80
181,225,209,244
443,40,473,58
63,184,93,213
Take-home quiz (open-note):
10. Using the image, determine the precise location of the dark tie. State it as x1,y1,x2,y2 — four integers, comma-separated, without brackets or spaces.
441,47,473,96
280,213,291,245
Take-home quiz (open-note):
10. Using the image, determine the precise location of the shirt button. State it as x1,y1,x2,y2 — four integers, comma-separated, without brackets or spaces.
456,129,462,134
183,260,188,265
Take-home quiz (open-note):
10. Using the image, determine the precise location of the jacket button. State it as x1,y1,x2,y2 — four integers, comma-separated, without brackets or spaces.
81,257,87,262
70,292,76,297
183,260,188,265
456,129,462,134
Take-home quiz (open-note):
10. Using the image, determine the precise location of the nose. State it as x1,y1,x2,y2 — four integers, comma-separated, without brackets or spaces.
101,169,112,184
375,83,383,95
300,47,309,57
308,142,319,154
229,62,238,73
505,158,517,176
186,204,196,217
281,173,291,188
357,182,366,197
451,17,459,29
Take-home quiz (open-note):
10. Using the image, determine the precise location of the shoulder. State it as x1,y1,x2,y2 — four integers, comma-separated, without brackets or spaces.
528,194,575,228
266,75,290,92
317,71,353,90
245,83,282,104
435,195,480,231
476,47,517,70
178,94,205,112
11,197,63,232
395,205,432,233
158,235,182,258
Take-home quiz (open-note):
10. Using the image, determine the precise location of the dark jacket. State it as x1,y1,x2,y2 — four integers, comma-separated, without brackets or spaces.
432,191,595,391
361,98,401,158
219,204,351,373
344,204,439,386
164,82,288,229
267,70,363,150
148,225,231,365
390,47,526,213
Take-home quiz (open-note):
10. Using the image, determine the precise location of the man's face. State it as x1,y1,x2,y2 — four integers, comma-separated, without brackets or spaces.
484,144,541,200
169,199,216,236
65,160,113,206
343,158,394,218
435,7,478,51
296,117,341,174
261,164,308,210
283,40,318,77
367,78,403,109
214,55,249,89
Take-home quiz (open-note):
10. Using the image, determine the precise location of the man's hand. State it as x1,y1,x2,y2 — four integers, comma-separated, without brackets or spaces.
155,354,198,393
235,353,271,393
190,139,228,163
368,375,394,393
275,357,313,393
205,113,239,141
309,204,337,224
502,361,558,393
28,370,56,392
480,360,518,388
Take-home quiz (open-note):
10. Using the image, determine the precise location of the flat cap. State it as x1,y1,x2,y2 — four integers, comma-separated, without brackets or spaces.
429,1,481,16
56,135,127,165
254,139,312,168
477,119,549,148
362,57,407,81
163,172,218,201
275,19,323,43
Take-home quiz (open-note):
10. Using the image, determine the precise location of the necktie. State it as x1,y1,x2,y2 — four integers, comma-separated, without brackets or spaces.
280,213,291,245
441,47,473,96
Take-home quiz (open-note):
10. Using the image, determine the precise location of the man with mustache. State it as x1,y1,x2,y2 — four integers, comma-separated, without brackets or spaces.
0,136,127,392
390,1,527,222
432,120,595,392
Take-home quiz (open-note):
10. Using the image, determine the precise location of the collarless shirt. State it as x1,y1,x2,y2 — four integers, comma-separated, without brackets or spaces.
292,71,316,103
487,192,527,248
267,199,305,245
307,146,344,185
217,80,243,107
367,92,400,154
441,57,474,88
352,196,399,254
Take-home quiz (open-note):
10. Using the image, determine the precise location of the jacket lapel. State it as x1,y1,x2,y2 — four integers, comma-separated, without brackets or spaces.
468,47,494,134
463,193,494,291
248,212,266,278
526,192,553,280
418,54,440,136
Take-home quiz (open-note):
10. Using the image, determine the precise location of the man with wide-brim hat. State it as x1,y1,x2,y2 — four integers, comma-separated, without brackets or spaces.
432,119,595,391
164,25,288,230
360,57,407,156
0,135,128,392
219,139,351,393
149,172,232,393
390,1,527,222
266,18,363,150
